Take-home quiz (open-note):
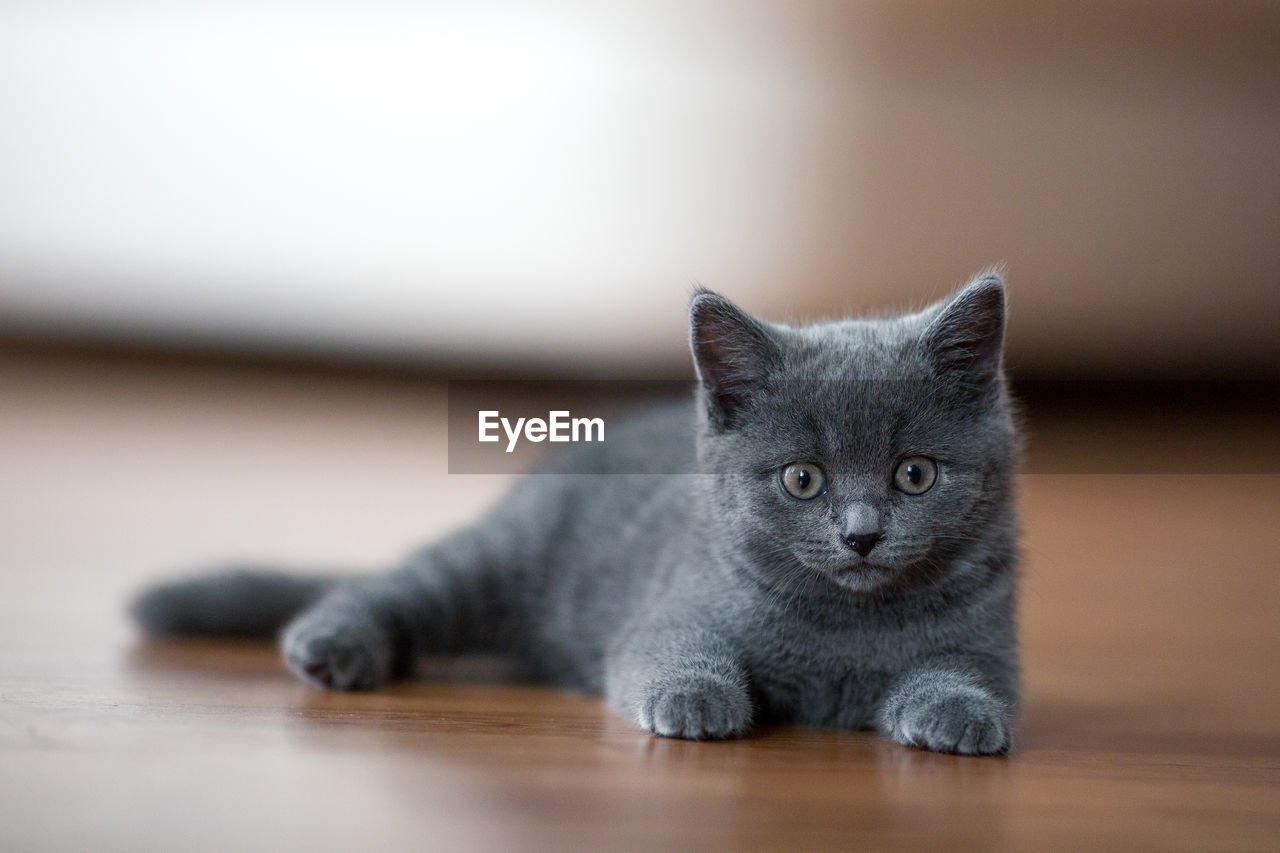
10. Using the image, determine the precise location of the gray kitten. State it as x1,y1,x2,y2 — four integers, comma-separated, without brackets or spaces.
133,272,1020,755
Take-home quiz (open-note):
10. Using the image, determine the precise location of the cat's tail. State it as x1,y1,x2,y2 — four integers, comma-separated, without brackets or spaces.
130,568,339,639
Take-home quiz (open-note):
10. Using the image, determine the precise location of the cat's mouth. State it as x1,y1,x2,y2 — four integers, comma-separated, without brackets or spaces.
787,546,896,589
833,558,887,577
827,558,894,590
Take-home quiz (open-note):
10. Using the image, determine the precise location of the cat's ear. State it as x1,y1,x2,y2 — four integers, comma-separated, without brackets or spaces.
689,289,780,429
921,272,1006,384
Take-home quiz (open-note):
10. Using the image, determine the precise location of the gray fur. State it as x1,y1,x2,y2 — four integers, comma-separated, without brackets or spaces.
131,569,334,638
132,272,1020,754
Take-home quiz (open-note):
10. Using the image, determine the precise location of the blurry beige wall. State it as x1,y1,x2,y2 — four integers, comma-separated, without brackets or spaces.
1,1,1276,377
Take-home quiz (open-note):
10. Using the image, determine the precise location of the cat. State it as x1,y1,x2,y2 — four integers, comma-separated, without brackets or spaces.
132,271,1020,755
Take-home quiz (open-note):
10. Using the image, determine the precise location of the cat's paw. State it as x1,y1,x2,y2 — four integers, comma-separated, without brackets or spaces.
281,607,393,691
890,690,1011,755
636,676,752,740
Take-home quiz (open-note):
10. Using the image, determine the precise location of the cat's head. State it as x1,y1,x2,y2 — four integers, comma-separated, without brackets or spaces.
689,272,1017,595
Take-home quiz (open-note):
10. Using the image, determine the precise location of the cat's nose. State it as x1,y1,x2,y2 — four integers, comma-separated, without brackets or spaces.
842,502,882,556
844,531,882,557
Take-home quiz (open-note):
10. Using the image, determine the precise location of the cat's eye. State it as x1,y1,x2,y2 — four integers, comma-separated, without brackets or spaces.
893,456,937,495
781,462,826,500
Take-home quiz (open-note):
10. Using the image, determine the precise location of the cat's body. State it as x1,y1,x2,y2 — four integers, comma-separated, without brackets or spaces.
134,273,1019,754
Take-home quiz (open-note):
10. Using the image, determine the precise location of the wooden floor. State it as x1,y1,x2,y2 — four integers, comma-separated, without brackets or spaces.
1,351,1277,852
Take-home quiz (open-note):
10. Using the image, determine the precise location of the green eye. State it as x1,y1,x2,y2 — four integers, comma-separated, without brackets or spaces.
893,456,937,495
781,462,826,499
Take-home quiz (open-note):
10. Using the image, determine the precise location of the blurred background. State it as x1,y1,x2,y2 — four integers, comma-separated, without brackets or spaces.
2,0,1277,379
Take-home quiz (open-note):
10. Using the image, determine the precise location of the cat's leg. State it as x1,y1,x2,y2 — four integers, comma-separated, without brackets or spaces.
604,623,753,740
282,524,529,691
877,656,1015,755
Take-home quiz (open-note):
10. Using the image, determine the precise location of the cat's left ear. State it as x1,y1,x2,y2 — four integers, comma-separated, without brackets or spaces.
921,272,1006,384
689,289,781,429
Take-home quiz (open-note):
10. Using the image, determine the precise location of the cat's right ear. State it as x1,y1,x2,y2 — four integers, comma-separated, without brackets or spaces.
689,289,780,430
920,272,1007,387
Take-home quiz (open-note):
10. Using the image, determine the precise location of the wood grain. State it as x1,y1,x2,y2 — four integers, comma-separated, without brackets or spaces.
1,353,1277,852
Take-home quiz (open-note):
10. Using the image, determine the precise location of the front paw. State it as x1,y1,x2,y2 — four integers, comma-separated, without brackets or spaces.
890,690,1011,755
636,676,752,740
281,607,393,691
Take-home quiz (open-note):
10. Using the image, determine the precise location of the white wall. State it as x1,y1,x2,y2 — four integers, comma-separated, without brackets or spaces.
0,1,834,373
2,1,1277,376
